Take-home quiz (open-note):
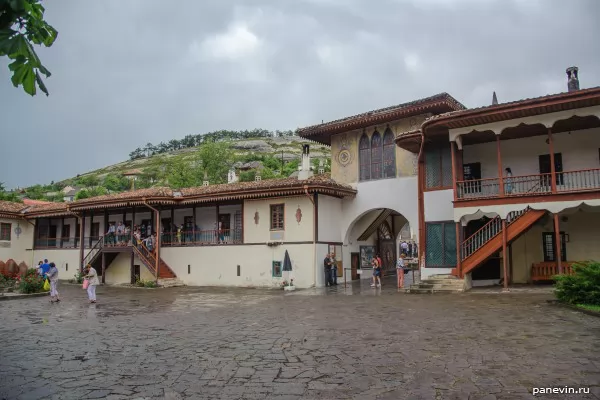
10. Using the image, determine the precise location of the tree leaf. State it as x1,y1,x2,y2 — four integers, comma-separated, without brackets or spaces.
37,63,50,77
35,69,48,96
10,62,27,87
21,66,36,96
7,54,24,70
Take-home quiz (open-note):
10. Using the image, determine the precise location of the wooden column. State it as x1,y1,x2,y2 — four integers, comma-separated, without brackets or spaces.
79,211,86,272
130,251,135,284
155,207,161,280
554,213,563,274
496,135,505,196
455,222,462,278
548,128,557,193
103,209,109,237
60,217,64,248
192,206,197,244
216,204,220,244
101,251,106,284
89,210,94,248
450,141,457,200
241,201,245,244
132,205,136,238
502,219,508,291
171,207,175,243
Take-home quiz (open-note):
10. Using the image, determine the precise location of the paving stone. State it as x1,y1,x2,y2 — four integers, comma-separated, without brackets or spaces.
0,283,597,399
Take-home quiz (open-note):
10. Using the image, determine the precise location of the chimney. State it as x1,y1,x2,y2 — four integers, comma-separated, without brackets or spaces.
227,168,238,184
298,144,313,180
492,91,498,105
566,66,579,92
202,171,209,186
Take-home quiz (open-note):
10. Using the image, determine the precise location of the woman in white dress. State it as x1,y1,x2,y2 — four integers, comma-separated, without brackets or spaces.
84,264,100,303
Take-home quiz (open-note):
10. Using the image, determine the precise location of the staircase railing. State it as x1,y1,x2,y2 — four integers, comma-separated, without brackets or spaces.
460,208,528,260
131,242,157,275
82,236,104,267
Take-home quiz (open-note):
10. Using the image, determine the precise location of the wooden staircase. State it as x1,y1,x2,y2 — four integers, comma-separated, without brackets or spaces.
82,236,177,280
457,208,546,277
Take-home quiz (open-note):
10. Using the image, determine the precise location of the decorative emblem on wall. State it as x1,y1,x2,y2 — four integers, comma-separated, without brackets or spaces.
254,211,259,225
336,133,354,167
295,206,302,224
409,118,418,130
14,224,21,239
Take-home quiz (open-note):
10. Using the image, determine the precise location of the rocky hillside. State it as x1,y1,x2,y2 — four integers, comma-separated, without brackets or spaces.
64,136,331,183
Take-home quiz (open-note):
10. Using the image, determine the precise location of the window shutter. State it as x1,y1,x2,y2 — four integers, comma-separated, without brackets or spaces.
425,223,443,266
425,149,441,188
441,146,453,187
443,222,457,266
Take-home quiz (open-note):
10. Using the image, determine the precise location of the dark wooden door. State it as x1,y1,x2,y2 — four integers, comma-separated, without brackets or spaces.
133,265,140,283
351,252,359,280
463,162,482,193
542,232,567,262
48,225,57,247
539,153,563,185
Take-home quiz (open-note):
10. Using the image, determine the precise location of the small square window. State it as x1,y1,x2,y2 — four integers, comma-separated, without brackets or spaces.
272,261,282,277
270,204,284,230
0,223,11,241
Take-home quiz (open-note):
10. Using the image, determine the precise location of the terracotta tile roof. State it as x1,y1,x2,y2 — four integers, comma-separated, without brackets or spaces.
19,176,356,217
297,93,466,144
180,174,355,204
0,201,28,217
22,199,53,206
422,86,600,131
123,169,143,176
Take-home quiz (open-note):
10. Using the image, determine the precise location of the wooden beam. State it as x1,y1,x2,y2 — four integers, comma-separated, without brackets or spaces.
132,205,136,243
450,141,457,201
554,213,563,274
130,251,135,284
216,204,220,244
155,206,161,280
79,211,86,273
101,251,106,284
548,128,557,193
60,216,64,248
496,135,504,196
192,206,197,244
455,222,462,278
502,219,508,291
89,209,94,248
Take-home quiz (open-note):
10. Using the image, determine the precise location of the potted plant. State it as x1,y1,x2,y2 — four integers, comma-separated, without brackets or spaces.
281,278,295,291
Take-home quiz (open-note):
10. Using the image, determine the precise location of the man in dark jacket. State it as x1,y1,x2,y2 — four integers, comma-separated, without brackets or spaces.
324,254,332,287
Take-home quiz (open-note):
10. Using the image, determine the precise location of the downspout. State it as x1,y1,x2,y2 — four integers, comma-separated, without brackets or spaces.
417,129,426,269
304,186,317,287
142,199,160,282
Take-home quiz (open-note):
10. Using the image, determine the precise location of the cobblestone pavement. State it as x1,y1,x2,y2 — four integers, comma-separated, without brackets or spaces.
1,279,599,400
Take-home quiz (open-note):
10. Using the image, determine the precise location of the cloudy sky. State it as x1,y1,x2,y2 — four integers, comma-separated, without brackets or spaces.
1,0,599,188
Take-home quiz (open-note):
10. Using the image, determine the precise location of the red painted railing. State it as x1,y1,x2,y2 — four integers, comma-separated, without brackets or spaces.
531,262,574,281
457,168,600,200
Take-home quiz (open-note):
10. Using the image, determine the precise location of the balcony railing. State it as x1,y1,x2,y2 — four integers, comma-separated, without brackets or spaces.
456,168,600,200
161,229,243,246
34,236,101,249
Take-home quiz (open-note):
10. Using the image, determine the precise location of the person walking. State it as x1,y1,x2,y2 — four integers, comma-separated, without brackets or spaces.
323,254,332,287
330,253,338,286
47,262,60,302
396,254,406,289
84,264,100,304
371,257,381,288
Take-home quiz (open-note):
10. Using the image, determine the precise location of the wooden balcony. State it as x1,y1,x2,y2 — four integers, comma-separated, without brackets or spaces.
531,262,575,282
456,168,600,201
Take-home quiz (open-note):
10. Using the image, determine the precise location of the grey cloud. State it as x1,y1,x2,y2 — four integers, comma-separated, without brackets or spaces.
1,0,599,188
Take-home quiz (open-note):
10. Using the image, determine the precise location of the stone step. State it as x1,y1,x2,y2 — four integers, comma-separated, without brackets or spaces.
158,278,185,288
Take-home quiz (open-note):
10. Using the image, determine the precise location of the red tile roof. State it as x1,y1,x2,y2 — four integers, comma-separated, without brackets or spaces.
0,201,28,218
422,86,600,132
297,93,466,145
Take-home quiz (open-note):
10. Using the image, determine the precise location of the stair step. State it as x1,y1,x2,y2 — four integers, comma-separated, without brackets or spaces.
157,278,185,288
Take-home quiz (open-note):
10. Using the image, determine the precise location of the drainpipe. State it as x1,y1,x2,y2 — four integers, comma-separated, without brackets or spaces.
66,206,85,273
142,199,160,282
417,130,426,267
303,186,317,287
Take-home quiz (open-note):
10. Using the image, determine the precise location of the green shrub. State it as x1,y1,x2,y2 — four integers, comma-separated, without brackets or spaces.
70,270,84,284
554,261,600,306
17,269,45,294
135,279,157,288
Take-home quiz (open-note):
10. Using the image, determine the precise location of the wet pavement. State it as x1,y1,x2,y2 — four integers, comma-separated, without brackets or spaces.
0,278,599,400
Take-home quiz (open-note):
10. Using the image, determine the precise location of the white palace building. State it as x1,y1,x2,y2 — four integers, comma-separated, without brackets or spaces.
1,67,599,290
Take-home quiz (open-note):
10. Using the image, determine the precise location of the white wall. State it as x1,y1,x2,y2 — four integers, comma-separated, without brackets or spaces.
104,252,154,285
27,249,80,280
244,196,314,243
423,190,454,222
0,218,34,267
161,243,316,288
463,127,600,180
317,195,343,243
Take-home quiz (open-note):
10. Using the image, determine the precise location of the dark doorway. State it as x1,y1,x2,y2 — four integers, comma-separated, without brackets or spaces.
539,153,563,185
463,162,482,193
377,221,396,274
542,232,567,262
48,225,57,247
351,252,360,280
133,264,141,283
141,219,152,238
61,224,70,248
464,217,491,239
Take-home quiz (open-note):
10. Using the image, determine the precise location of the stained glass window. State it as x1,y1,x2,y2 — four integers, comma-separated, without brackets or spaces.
371,131,382,179
359,133,371,181
382,128,396,178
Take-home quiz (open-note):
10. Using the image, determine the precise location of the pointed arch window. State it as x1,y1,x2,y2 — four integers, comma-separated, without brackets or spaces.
371,131,382,179
359,133,371,181
382,128,396,178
